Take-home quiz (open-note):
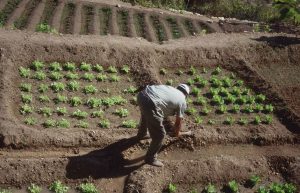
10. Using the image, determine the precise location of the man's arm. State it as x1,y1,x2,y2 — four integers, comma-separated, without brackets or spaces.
173,116,183,137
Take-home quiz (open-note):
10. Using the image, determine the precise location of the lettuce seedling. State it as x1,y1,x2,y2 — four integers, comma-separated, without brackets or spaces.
19,67,31,78
202,106,211,115
219,87,229,97
210,77,223,88
159,68,167,75
187,78,195,85
21,93,32,103
264,104,274,113
209,88,219,96
107,65,118,73
188,188,197,193
122,120,138,128
57,118,70,128
282,183,297,193
99,119,110,128
188,66,196,75
110,75,120,82
186,107,197,115
256,94,266,103
91,110,103,118
78,183,98,193
224,94,236,104
212,95,224,106
54,94,68,104
217,105,227,114
51,82,65,92
96,73,107,81
168,183,176,193
202,67,207,74
231,104,240,113
243,104,254,113
228,180,238,193
263,115,273,124
238,118,248,125
49,71,63,81
123,86,137,94
49,180,69,193
20,104,33,115
222,77,232,87
49,62,62,71
27,183,42,193
257,186,268,193
224,117,235,125
254,104,264,112
93,64,103,72
231,86,241,96
166,79,173,85
0,189,12,193
83,85,98,94
82,73,95,82
194,96,207,106
31,60,44,71
208,119,216,125
43,119,56,128
241,88,250,95
204,183,216,193
121,65,130,74
247,95,256,104
212,66,222,75
114,108,129,117
235,80,244,87
24,117,37,125
194,116,203,124
20,83,32,92
249,175,261,187
38,84,49,93
39,107,52,117
33,71,46,80
253,116,262,125
70,96,82,107
86,97,102,108
75,121,89,128
236,95,247,105
80,62,92,71
56,107,68,115
63,62,76,71
72,109,88,119
67,80,80,91
269,183,284,193
191,87,201,96
65,72,79,80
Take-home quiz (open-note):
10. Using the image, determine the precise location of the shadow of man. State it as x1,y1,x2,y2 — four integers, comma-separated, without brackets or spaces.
66,136,145,180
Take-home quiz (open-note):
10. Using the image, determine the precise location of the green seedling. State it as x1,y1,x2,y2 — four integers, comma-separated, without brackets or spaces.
38,84,49,93
102,96,126,107
194,116,203,124
230,72,236,79
202,67,208,73
194,75,202,83
247,95,256,104
224,117,235,125
20,83,32,92
202,106,211,115
269,183,284,193
20,104,33,115
49,62,62,71
176,70,183,75
222,77,232,87
43,119,56,128
238,117,248,125
75,121,89,128
99,119,110,128
51,82,65,92
219,87,229,97
34,71,46,80
86,97,102,108
231,86,242,96
54,94,68,104
114,108,129,117
228,180,239,193
24,117,37,125
212,66,222,75
194,96,207,106
80,62,92,71
72,109,88,119
78,183,98,193
31,60,44,71
212,95,224,106
249,175,261,187
186,98,193,105
56,107,68,115
253,116,262,125
70,96,82,107
243,104,254,113
123,86,137,94
159,68,167,75
21,93,32,103
121,65,130,74
107,65,118,73
263,115,273,124
38,107,52,117
264,104,274,113
191,87,201,96
28,183,42,193
130,96,138,105
65,72,79,80
208,119,216,125
91,110,103,118
235,80,244,87
166,79,174,85
67,80,80,91
49,71,63,81
36,23,57,33
224,94,236,104
282,183,297,193
217,105,227,114
63,62,76,71
257,186,268,193
204,183,216,193
187,78,195,85
110,74,120,82
256,94,266,103
186,107,197,115
57,118,70,128
49,180,69,193
254,104,264,112
122,120,138,128
188,66,196,75
210,77,223,88
93,64,103,72
83,85,98,94
241,88,250,95
197,79,208,88
209,88,219,96
168,183,176,193
19,67,31,78
231,104,240,113
236,95,248,105
96,73,107,81
82,73,95,82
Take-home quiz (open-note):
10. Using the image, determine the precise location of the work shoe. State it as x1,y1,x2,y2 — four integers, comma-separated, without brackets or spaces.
145,159,164,167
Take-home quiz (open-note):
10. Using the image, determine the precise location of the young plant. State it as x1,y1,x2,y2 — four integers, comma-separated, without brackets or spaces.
166,79,174,85
254,104,264,112
75,121,89,128
123,86,137,94
211,95,224,106
65,72,79,80
24,117,37,125
78,183,98,193
235,79,244,87
219,87,229,97
231,104,240,113
21,93,32,103
241,88,250,96
110,75,120,82
69,96,82,107
43,119,56,128
99,119,110,128
86,98,102,108
264,104,274,113
186,107,197,115
224,117,235,125
122,120,138,128
194,116,203,124
210,77,223,88
19,67,31,78
249,175,261,187
114,108,129,117
231,86,242,96
263,115,273,124
253,116,262,125
49,62,62,71
227,180,238,193
269,183,284,193
217,105,227,114
20,83,32,92
187,78,195,86
247,95,256,104
197,79,208,88
63,62,76,71
82,73,95,82
67,80,80,91
20,104,33,115
224,94,236,104
188,66,196,75
191,87,201,96
168,183,176,193
256,94,266,103
51,82,65,92
202,106,211,115
208,119,216,125
194,96,207,106
72,109,88,119
209,88,219,96
38,107,52,117
54,94,68,104
34,71,46,80
159,68,167,75
49,71,63,81
93,64,103,72
121,65,130,74
202,67,208,74
236,95,248,105
282,183,297,193
204,183,216,193
107,65,118,73
243,104,254,113
222,77,232,87
80,62,92,71
49,180,69,193
238,117,248,125
31,60,44,71
91,110,104,118
257,186,268,193
176,69,183,76
96,73,107,81
83,85,98,94
27,183,42,193
57,118,70,128
56,107,68,115
38,84,49,93
212,66,222,75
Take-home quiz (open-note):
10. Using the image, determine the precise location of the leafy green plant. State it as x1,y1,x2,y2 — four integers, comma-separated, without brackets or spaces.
122,120,138,128
49,71,63,81
28,183,42,193
269,182,284,193
212,66,222,75
159,68,167,75
225,94,237,104
34,71,46,80
254,104,264,112
80,62,92,71
86,97,102,108
75,121,89,128
21,93,32,103
49,180,69,193
282,183,297,193
166,79,174,85
212,95,225,106
202,106,211,115
121,65,130,74
70,96,82,107
222,77,232,87
56,107,68,115
91,110,103,118
197,79,208,88
93,64,103,72
186,107,197,115
241,88,251,96
228,180,239,193
191,87,201,96
123,86,137,94
72,109,88,119
24,117,37,125
96,73,108,81
19,67,31,78
231,104,240,113
194,96,207,106
188,188,198,193
110,74,120,82
210,77,223,88
256,94,266,103
253,116,262,125
236,95,248,105
238,117,248,125
107,65,118,73
243,104,254,113
78,183,98,193
263,115,273,124
217,105,227,114
43,119,56,128
54,94,68,104
273,0,300,25
204,183,216,193
202,67,208,74
168,183,176,193
187,78,195,85
31,60,44,71
51,82,65,92
63,62,76,71
194,116,203,124
38,84,49,93
67,80,80,91
82,73,95,82
208,119,216,125
36,23,57,33
83,85,98,94
249,175,261,187
38,107,52,117
219,87,230,97
231,86,242,96
235,80,244,87
20,83,32,92
209,88,219,96
188,66,196,75
65,72,79,80
257,186,268,193
264,104,274,113
20,104,33,115
247,95,256,104
114,108,129,117
57,118,70,128
99,119,110,128
49,62,62,71
102,96,127,107
224,117,235,125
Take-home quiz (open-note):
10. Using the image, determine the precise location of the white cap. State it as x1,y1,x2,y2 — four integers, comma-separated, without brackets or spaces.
177,84,190,95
